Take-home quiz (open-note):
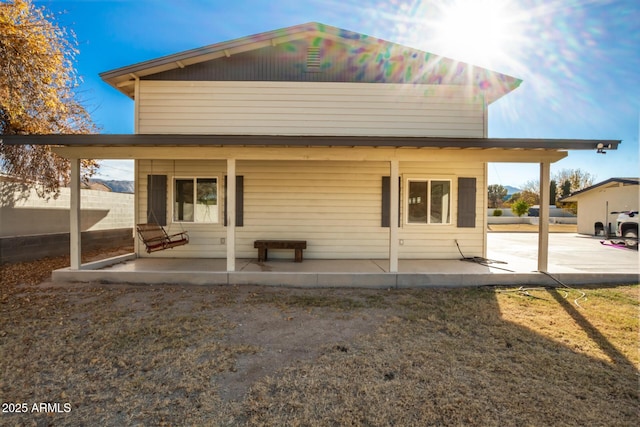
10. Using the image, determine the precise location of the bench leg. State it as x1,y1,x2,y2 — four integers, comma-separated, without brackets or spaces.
258,247,267,262
294,248,303,262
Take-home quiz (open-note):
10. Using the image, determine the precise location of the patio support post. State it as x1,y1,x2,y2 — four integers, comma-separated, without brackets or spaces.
226,158,236,272
133,160,139,253
389,160,399,273
538,161,551,271
70,158,82,270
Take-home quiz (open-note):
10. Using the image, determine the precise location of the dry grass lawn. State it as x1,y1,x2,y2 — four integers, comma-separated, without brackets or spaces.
1,252,637,426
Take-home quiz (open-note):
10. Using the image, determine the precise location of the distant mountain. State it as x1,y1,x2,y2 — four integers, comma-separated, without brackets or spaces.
90,179,134,193
504,185,521,195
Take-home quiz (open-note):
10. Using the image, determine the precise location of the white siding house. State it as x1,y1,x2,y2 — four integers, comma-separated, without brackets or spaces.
108,22,519,265
136,159,487,260
137,82,485,137
3,22,621,275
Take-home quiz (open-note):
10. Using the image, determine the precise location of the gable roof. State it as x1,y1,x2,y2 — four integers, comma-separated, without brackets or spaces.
100,22,521,103
560,178,640,201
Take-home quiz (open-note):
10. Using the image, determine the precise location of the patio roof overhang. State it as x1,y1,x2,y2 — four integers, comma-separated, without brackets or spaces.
4,133,620,275
0,134,620,163
0,133,621,149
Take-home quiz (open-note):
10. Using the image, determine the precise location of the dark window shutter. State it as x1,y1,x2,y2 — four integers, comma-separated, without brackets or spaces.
147,175,167,226
224,176,244,227
457,177,476,228
235,176,244,227
381,176,401,227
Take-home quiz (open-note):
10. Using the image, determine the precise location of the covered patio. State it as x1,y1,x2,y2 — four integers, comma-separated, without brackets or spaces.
4,134,627,288
51,233,638,287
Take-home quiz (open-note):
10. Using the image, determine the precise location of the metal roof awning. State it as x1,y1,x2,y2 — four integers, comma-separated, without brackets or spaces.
0,134,621,151
1,134,620,163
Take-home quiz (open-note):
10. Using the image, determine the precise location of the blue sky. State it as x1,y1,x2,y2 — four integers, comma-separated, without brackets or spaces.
35,0,640,187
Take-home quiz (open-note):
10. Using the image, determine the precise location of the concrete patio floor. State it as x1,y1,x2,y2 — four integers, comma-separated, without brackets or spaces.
52,233,638,287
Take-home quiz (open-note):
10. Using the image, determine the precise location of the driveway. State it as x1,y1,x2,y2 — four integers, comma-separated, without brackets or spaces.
487,233,639,274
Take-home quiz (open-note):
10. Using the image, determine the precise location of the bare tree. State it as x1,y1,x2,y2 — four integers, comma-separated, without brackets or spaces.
553,168,595,193
518,168,595,207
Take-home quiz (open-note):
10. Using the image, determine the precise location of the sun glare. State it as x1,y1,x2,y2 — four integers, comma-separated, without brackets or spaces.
433,0,518,67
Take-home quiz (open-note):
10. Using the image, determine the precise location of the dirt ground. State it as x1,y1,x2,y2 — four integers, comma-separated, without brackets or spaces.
31,281,391,400
1,250,637,426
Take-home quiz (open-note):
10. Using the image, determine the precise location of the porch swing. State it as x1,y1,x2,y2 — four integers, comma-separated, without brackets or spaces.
136,161,189,253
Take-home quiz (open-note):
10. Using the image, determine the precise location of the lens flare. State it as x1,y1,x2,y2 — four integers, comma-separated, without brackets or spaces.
433,0,517,68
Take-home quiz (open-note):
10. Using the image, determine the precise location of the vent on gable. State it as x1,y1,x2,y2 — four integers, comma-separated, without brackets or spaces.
306,47,321,72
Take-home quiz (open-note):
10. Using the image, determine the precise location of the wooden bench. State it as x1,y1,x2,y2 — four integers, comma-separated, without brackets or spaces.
254,240,307,262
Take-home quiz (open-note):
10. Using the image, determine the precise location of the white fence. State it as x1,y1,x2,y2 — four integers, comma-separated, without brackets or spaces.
487,216,577,224
487,208,576,225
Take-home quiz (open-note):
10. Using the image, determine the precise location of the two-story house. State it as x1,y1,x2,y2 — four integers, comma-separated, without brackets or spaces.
3,22,620,282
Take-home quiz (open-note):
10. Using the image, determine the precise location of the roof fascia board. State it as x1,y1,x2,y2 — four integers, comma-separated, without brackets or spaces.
50,145,568,163
99,26,318,97
99,23,321,83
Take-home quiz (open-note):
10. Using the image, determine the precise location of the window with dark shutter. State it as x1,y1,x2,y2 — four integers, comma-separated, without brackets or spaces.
406,179,451,224
147,175,167,226
457,177,477,228
174,178,218,223
224,176,244,227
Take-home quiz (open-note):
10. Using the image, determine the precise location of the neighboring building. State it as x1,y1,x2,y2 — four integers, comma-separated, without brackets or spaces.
560,178,639,235
2,22,620,273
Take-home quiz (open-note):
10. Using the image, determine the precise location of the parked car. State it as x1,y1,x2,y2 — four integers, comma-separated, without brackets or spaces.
614,211,638,249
